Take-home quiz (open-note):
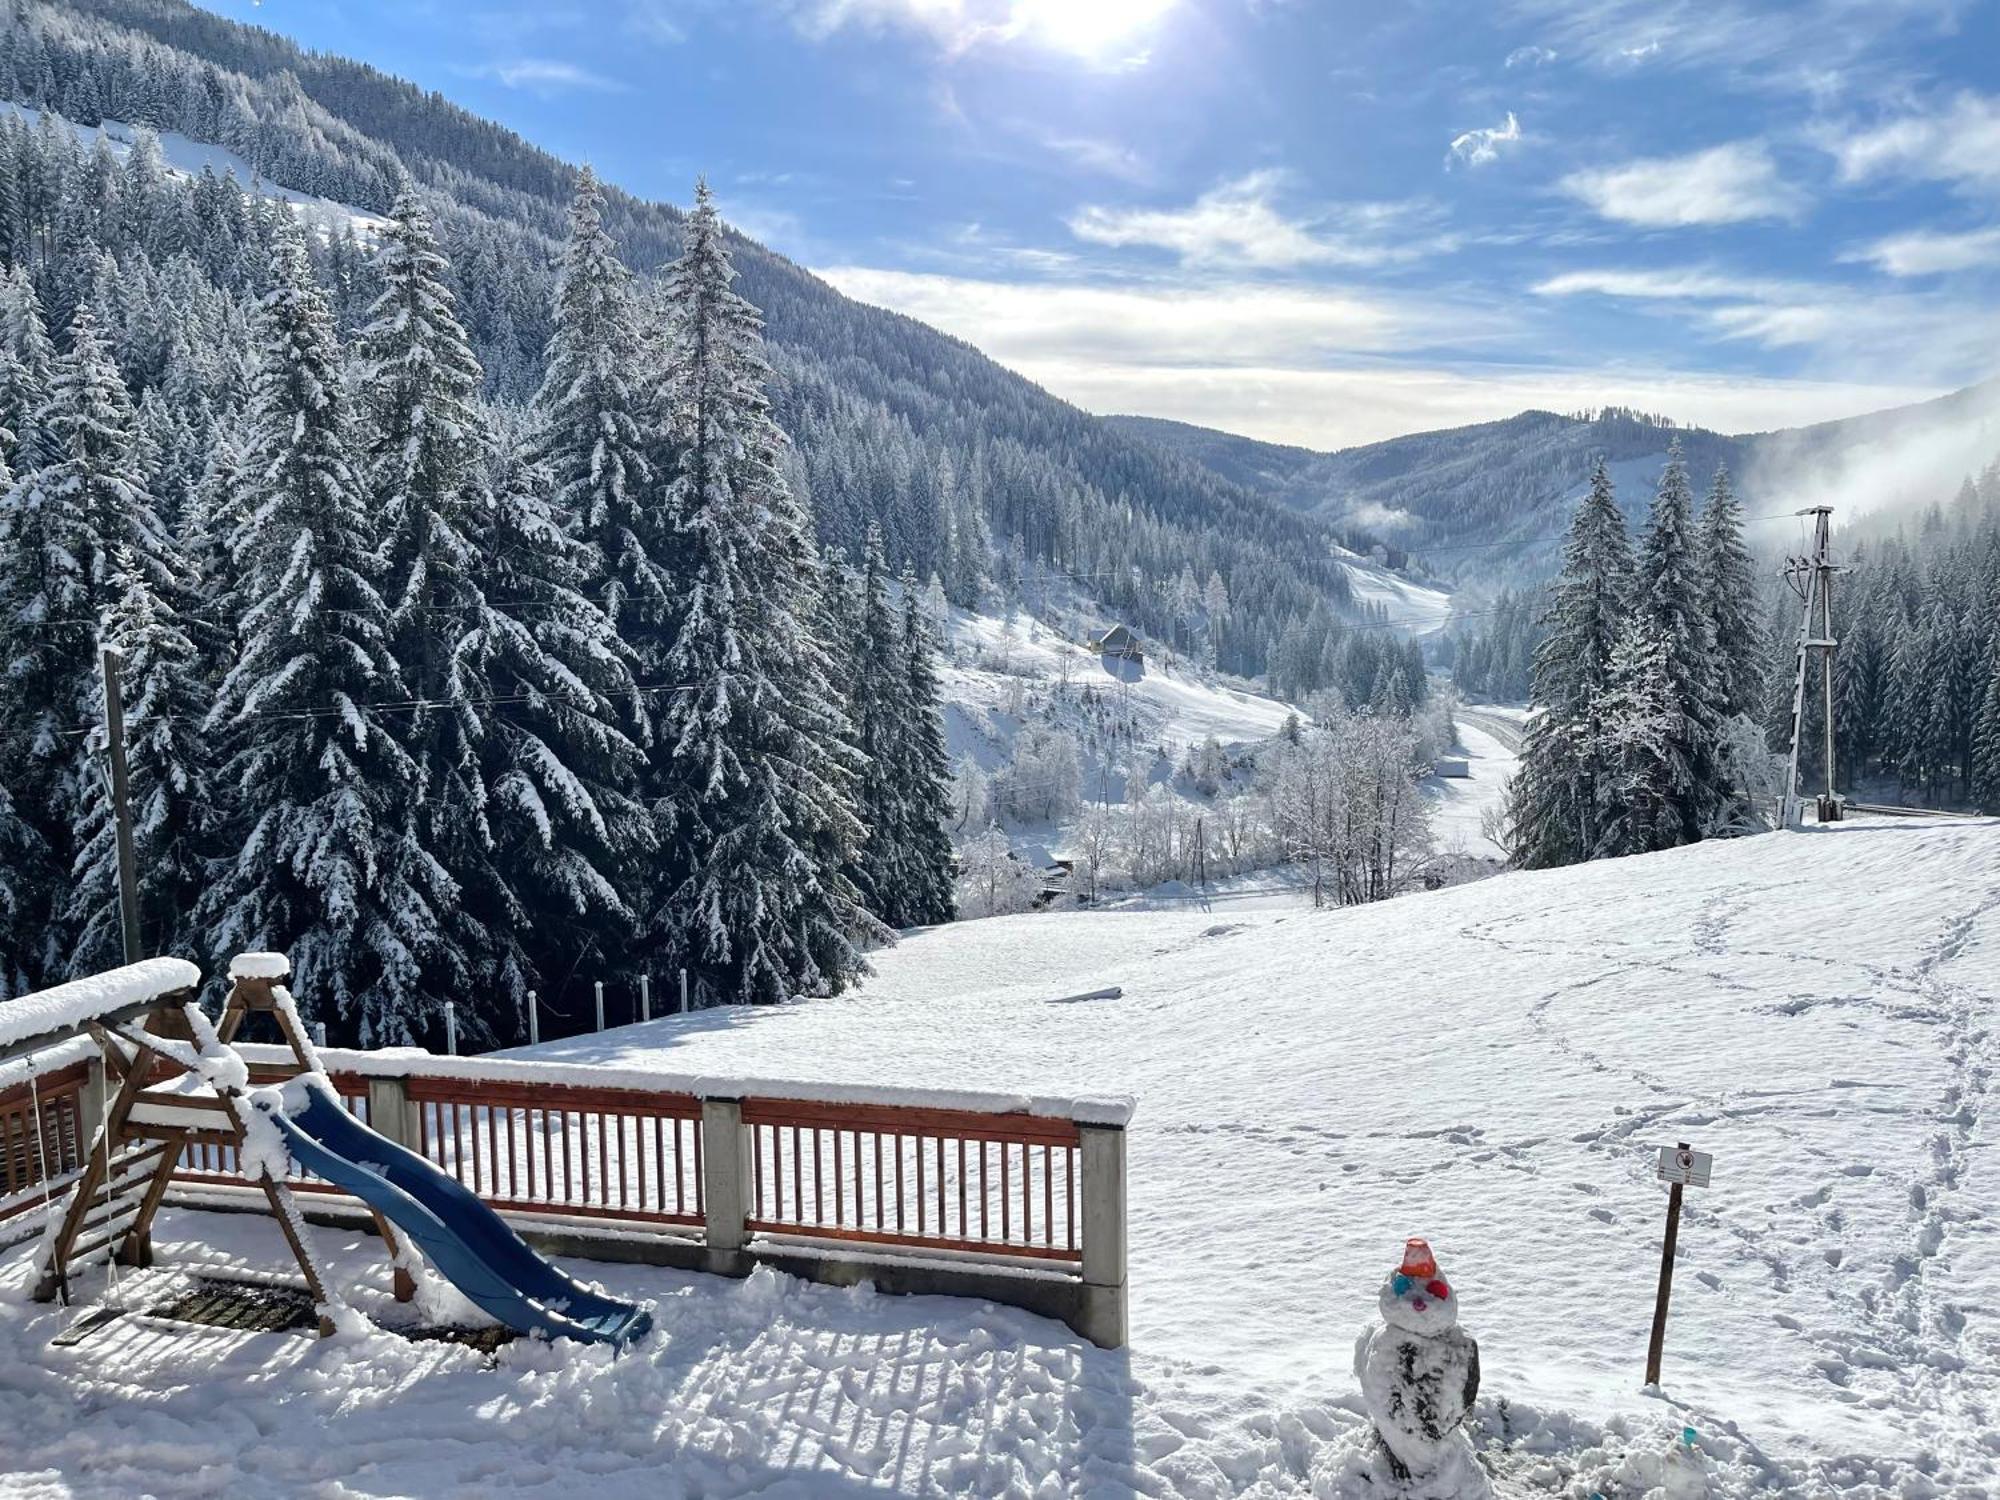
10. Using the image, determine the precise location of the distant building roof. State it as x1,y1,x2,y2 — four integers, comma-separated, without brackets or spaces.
1095,623,1143,657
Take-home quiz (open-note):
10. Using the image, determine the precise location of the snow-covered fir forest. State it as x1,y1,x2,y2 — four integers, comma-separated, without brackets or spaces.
0,128,971,1046
1453,454,2000,822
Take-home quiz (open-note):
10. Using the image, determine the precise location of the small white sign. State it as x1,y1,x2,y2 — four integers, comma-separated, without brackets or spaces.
1657,1146,1713,1188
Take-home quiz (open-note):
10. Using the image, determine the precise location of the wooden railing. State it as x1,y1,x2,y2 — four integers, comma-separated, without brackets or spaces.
743,1097,1082,1263
408,1076,704,1228
0,1060,91,1232
204,1049,1133,1345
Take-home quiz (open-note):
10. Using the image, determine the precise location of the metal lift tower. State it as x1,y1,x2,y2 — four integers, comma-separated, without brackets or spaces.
1779,505,1842,827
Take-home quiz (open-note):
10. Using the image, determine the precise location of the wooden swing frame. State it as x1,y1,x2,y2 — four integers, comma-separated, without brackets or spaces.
30,961,413,1336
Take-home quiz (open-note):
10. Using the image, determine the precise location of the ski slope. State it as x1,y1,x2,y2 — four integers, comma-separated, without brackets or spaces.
1331,548,1456,636
3,821,1992,1497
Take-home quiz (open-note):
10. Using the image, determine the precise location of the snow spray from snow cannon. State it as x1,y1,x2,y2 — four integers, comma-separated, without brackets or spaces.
1315,1237,1492,1499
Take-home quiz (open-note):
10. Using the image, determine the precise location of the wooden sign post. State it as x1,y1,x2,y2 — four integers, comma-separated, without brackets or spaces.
1646,1142,1712,1387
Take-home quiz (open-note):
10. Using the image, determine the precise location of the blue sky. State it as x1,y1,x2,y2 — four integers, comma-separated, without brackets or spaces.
215,0,2000,448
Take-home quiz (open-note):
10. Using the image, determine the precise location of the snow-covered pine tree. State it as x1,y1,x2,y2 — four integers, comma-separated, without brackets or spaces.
197,219,453,1047
526,169,666,699
1973,625,2000,814
1507,458,1631,868
894,570,959,926
1698,464,1765,719
844,529,907,924
1629,439,1726,847
354,183,502,1024
0,303,170,979
66,543,211,971
470,423,656,1029
0,266,56,475
1593,621,1677,858
652,179,876,1004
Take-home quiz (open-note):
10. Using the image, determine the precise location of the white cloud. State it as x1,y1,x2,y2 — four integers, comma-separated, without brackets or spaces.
1035,134,1152,182
810,263,1941,447
814,266,1418,364
462,58,625,94
1447,112,1522,170
1534,266,1796,300
1504,44,1558,68
1532,262,2000,378
1067,172,1454,269
1560,141,1805,226
1827,93,2000,194
1846,226,2000,276
1509,0,1966,97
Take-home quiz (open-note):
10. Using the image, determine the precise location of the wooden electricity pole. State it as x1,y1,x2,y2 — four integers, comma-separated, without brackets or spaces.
99,647,143,964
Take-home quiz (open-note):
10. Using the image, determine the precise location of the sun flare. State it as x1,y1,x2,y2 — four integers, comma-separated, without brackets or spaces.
1008,0,1176,58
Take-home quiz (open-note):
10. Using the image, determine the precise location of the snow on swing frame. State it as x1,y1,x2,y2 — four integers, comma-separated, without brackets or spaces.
5,952,398,1341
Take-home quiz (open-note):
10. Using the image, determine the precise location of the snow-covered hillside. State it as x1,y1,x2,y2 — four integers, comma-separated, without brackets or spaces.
1332,546,1457,635
513,820,2000,1496
941,606,1298,768
2,103,386,236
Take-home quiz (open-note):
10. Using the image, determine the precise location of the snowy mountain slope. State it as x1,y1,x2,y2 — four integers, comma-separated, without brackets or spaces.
1,102,387,235
512,820,2000,1496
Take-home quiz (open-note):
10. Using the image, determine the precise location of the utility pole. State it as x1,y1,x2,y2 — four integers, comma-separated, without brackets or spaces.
99,648,143,964
1780,506,1842,828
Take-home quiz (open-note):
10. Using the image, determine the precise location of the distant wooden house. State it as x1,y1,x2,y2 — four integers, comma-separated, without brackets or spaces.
1096,624,1144,668
1433,757,1471,779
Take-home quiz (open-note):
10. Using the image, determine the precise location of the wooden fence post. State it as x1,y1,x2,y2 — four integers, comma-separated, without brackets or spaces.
1077,1122,1129,1348
700,1096,749,1275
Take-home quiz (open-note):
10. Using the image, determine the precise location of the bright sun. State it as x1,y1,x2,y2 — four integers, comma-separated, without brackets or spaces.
1009,0,1177,58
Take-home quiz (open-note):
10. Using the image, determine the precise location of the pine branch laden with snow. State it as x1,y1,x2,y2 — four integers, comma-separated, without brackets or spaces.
193,219,453,1050
649,180,878,1005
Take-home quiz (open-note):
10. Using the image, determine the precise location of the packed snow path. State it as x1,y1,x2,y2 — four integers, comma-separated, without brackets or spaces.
2,821,1994,1496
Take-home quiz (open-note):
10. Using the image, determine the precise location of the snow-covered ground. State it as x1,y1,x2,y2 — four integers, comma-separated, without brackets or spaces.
4,104,387,236
5,820,1994,1496
1331,548,1456,636
1428,715,1519,863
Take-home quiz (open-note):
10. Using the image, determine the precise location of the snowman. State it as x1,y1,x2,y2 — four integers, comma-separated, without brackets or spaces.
1336,1238,1492,1500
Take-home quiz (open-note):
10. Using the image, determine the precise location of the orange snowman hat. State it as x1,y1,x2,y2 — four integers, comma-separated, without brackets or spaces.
1398,1238,1438,1279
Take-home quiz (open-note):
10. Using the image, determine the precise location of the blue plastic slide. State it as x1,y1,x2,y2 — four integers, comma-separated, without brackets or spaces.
260,1082,653,1348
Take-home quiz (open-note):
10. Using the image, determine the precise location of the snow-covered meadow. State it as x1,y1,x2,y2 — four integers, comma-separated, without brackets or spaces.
3,818,1992,1497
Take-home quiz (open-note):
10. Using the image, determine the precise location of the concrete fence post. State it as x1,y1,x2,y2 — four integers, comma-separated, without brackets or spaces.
366,1076,414,1149
700,1097,750,1275
1077,1123,1129,1349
